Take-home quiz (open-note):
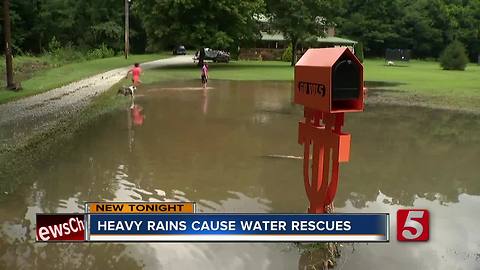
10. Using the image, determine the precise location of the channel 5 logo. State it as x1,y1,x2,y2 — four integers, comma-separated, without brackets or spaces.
397,209,429,241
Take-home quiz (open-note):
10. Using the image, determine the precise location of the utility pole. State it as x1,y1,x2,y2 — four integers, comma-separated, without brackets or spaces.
3,0,14,89
124,0,130,59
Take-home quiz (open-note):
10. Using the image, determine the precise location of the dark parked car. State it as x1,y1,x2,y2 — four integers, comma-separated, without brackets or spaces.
193,48,230,63
173,45,186,55
212,50,230,63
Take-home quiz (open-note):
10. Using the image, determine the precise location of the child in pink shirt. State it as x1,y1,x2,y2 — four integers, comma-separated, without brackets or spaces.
201,64,208,89
127,63,142,86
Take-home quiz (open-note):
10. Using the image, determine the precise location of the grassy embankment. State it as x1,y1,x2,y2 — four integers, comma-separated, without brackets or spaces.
0,53,168,104
142,59,480,110
0,78,130,198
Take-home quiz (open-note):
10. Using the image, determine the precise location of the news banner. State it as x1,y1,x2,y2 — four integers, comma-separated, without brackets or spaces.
35,202,404,242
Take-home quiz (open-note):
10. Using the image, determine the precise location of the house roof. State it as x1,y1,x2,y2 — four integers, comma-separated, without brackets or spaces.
260,32,357,45
316,36,357,45
260,32,285,41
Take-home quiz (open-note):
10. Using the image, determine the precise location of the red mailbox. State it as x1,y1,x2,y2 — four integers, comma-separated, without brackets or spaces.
295,47,364,113
295,48,364,214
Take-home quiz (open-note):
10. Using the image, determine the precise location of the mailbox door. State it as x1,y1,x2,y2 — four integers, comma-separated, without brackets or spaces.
332,59,361,100
330,52,364,113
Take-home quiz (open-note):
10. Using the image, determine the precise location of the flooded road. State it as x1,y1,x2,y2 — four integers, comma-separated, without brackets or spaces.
1,80,479,269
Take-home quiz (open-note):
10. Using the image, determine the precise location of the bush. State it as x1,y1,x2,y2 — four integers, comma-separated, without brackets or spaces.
354,42,364,63
46,37,84,64
47,36,62,54
56,43,85,63
86,44,115,60
439,41,469,71
282,44,292,62
228,45,239,60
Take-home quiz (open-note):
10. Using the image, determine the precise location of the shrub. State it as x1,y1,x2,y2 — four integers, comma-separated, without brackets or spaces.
55,43,85,63
354,42,364,63
228,45,239,60
45,37,84,64
439,41,469,71
47,36,62,54
86,44,115,60
282,44,292,62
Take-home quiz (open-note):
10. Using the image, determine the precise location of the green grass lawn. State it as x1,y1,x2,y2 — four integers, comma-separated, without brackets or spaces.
363,59,480,98
0,54,168,104
143,58,480,101
144,59,480,93
140,58,480,110
141,60,294,83
3,55,479,108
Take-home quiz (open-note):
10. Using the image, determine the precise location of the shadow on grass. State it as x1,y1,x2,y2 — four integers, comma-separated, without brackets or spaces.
366,80,406,88
383,64,410,67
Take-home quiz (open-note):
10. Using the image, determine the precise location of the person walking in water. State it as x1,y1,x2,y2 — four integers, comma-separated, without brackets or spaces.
125,63,142,108
126,63,142,87
201,63,208,89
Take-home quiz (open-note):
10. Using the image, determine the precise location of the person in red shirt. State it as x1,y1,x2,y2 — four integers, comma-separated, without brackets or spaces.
126,63,142,86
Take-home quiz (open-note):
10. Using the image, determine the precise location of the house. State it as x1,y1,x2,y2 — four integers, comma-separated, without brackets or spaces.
240,15,357,60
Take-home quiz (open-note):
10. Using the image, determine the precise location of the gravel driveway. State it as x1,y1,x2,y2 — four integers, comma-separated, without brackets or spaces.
0,55,193,147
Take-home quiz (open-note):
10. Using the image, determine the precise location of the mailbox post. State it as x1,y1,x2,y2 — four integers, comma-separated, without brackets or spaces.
294,48,364,214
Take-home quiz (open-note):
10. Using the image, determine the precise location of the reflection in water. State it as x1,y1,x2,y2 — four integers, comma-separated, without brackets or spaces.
297,243,339,270
202,88,209,115
0,80,479,269
131,105,145,126
336,192,480,270
127,100,145,153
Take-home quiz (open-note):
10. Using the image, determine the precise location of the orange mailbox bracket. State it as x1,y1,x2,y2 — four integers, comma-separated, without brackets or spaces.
294,47,364,213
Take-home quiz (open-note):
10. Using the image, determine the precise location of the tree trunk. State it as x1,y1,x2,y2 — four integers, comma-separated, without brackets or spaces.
124,0,129,59
291,38,298,66
198,48,205,67
3,0,14,89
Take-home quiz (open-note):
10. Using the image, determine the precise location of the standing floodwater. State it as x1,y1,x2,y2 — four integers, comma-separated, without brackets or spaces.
0,80,479,269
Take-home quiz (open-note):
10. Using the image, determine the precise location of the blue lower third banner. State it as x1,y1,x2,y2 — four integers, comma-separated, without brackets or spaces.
87,214,389,242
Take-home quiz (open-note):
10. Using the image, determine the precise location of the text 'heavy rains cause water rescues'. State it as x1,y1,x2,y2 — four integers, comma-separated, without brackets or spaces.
87,213,389,242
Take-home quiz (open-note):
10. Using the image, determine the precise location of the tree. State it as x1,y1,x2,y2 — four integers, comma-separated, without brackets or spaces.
334,0,404,57
266,0,336,66
5,0,144,54
334,0,480,60
133,0,264,52
3,0,14,89
439,40,469,70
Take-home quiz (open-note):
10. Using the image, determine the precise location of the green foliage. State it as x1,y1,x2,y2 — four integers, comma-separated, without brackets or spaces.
334,0,480,60
439,41,469,70
8,0,140,54
228,45,240,60
354,42,364,63
52,44,84,63
134,0,265,51
47,36,62,54
281,44,293,62
86,44,116,60
266,0,337,65
5,0,480,62
45,37,84,64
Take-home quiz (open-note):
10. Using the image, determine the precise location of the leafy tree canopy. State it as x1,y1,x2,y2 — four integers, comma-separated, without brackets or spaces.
265,0,338,65
133,0,265,51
